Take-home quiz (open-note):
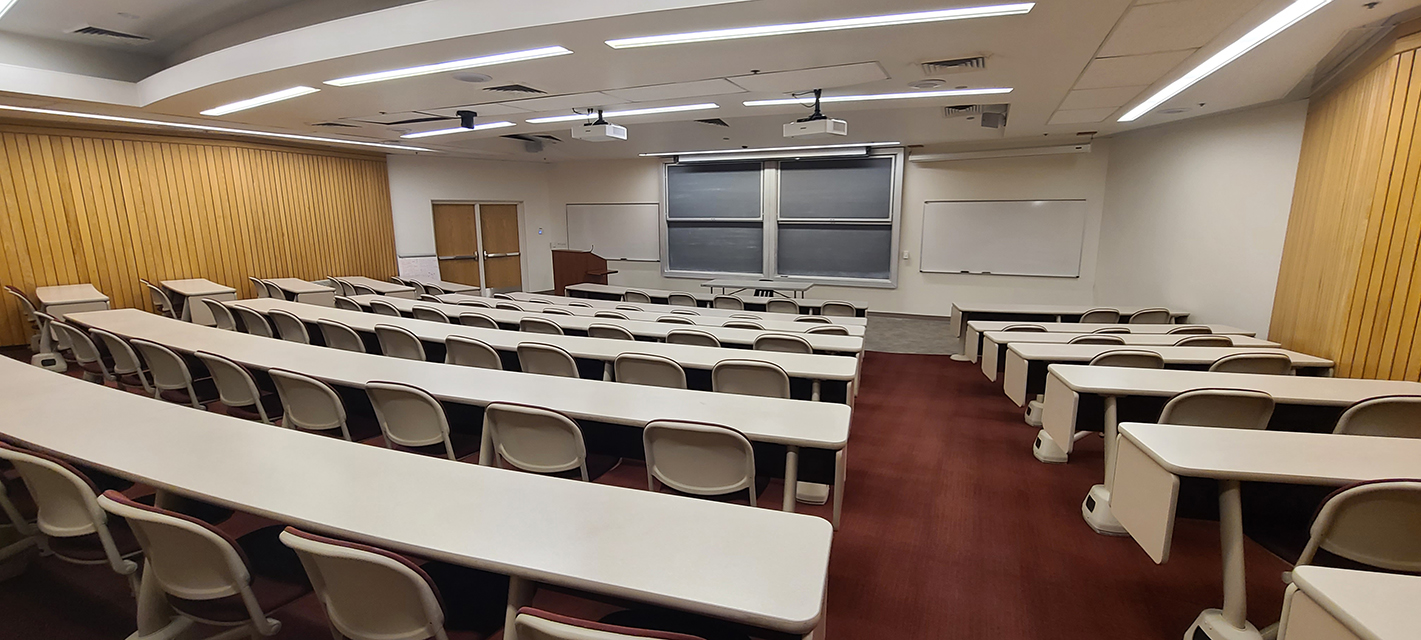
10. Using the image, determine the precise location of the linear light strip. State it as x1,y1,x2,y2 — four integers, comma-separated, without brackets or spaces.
401,121,516,139
326,46,573,87
0,104,433,152
640,141,900,157
201,86,320,116
0,0,20,21
606,3,1034,48
526,103,719,124
1119,0,1331,122
744,88,1012,107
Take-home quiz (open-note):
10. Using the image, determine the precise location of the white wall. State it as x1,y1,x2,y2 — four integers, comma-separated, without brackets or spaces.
1095,100,1307,336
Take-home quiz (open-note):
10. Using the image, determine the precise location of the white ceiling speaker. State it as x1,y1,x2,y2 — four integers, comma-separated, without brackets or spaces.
909,79,947,90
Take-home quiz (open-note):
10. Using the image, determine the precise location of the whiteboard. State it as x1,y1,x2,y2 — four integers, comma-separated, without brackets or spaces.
919,200,1087,278
397,256,440,282
566,203,660,261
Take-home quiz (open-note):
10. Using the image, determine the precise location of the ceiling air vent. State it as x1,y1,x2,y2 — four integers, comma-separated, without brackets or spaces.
68,25,152,43
695,118,730,127
921,56,987,75
943,104,1008,118
483,84,545,95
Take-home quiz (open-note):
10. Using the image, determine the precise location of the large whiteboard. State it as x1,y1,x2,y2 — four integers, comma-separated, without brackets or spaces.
566,203,660,261
920,200,1088,278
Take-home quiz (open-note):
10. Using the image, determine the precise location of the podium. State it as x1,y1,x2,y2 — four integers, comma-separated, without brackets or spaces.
552,249,617,295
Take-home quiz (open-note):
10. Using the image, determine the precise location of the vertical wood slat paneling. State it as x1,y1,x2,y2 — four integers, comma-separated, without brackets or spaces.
0,124,396,347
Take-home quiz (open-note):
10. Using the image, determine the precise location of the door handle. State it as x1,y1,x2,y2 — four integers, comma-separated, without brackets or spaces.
484,252,520,258
438,255,479,261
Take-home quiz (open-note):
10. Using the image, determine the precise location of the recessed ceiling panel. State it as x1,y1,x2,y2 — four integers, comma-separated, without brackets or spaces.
604,78,745,102
1098,0,1263,57
1075,50,1196,89
1048,108,1117,125
728,62,889,94
502,92,624,112
428,103,531,116
1059,86,1147,110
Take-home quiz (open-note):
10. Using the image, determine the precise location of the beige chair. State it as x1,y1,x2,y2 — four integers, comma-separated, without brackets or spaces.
457,312,500,330
1209,352,1293,375
195,351,282,425
483,402,593,480
542,308,576,316
512,608,707,640
614,304,643,312
419,294,442,304
1331,395,1421,438
423,283,448,296
517,343,579,378
1160,388,1275,430
1168,325,1212,334
366,381,468,460
1128,307,1172,324
495,302,524,312
713,359,791,399
666,329,720,347
369,299,402,317
333,296,362,312
457,299,492,309
97,491,311,639
141,279,178,319
644,420,759,506
445,336,503,370
794,316,831,324
567,301,593,308
130,339,216,409
766,298,800,314
806,324,850,336
519,317,565,335
353,284,380,296
330,278,357,297
712,295,744,310
204,299,239,331
1089,349,1165,369
588,323,635,341
1294,480,1421,574
375,324,426,361
1092,326,1131,334
669,308,700,316
820,301,857,317
233,305,275,338
1069,334,1125,345
491,293,515,300
411,305,451,323
90,328,153,394
656,315,695,325
34,310,70,354
723,320,763,330
1002,324,1047,332
269,368,354,440
667,292,698,307
261,280,288,300
528,298,553,305
594,310,629,320
614,353,687,389
248,277,270,299
623,290,653,304
316,319,367,353
3,284,42,350
1078,308,1120,323
268,309,310,344
49,321,111,383
1175,335,1233,347
754,333,812,354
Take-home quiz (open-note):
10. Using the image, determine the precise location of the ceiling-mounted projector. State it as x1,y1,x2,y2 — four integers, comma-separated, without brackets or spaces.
571,109,627,142
784,89,847,139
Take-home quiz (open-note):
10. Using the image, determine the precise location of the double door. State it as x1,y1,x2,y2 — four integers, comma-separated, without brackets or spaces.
432,203,522,293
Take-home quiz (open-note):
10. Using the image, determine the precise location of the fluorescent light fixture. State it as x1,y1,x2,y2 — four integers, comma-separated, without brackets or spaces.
526,103,719,124
641,141,900,157
679,147,870,163
200,86,320,116
0,104,432,152
325,46,572,87
0,0,20,20
910,143,1090,163
400,121,516,139
1119,0,1330,122
606,3,1034,48
744,87,1012,107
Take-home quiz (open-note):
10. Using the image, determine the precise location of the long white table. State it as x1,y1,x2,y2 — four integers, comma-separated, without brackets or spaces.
978,331,1280,375
1112,423,1421,640
566,283,869,317
510,291,868,327
69,309,852,527
0,356,832,640
264,278,335,307
703,278,816,298
443,294,867,337
35,283,110,316
962,320,1252,363
1280,567,1421,640
950,302,1192,347
160,278,236,326
337,276,418,299
412,278,479,294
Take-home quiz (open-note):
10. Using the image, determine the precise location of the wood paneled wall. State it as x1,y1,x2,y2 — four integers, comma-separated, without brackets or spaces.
1271,31,1421,379
0,123,396,346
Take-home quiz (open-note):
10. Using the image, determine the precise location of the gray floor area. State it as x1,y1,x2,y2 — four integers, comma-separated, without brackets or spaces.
863,313,959,355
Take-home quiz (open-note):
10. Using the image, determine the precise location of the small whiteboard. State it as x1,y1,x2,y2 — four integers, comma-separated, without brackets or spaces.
566,203,660,261
920,200,1087,278
397,256,440,282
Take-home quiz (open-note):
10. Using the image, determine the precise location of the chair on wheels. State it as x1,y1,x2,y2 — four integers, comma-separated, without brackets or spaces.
366,382,475,461
712,295,743,310
516,343,579,378
1089,349,1165,369
519,317,564,335
457,312,500,330
588,323,635,341
90,328,153,394
445,336,503,370
140,280,178,319
644,420,760,506
195,352,283,425
411,305,452,324
1078,308,1120,323
267,309,311,344
369,299,402,317
482,402,606,481
820,301,857,317
1069,334,1125,345
130,339,218,409
268,369,356,441
1331,395,1421,438
1175,335,1233,347
754,333,812,354
614,353,687,389
667,292,698,307
204,299,239,331
1128,307,1172,324
766,298,799,314
317,319,368,353
375,324,427,361
232,306,275,338
623,290,653,304
1209,352,1293,375
666,329,719,347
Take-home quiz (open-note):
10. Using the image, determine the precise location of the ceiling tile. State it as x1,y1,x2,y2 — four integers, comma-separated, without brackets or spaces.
1059,86,1148,110
1098,0,1264,57
428,103,531,116
728,62,888,94
501,92,624,112
1048,108,1118,125
1075,50,1196,89
604,78,745,102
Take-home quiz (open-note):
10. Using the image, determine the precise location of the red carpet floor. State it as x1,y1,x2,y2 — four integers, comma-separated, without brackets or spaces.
0,350,1291,639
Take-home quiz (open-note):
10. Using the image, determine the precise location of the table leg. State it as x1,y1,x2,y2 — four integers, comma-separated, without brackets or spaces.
479,423,495,466
502,575,537,640
127,558,193,640
811,380,821,402
783,446,800,513
1184,479,1262,639
831,448,845,530
1082,396,1127,535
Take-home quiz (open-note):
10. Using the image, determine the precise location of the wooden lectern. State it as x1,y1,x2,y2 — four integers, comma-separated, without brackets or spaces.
552,249,617,295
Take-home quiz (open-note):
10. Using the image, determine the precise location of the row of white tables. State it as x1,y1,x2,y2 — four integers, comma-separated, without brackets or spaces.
962,320,1254,363
335,275,417,299
565,283,869,317
949,302,1193,347
521,290,869,326
0,356,833,640
446,293,867,336
974,329,1276,372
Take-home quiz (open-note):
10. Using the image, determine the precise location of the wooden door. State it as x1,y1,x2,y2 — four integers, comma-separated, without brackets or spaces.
432,204,480,287
479,204,522,292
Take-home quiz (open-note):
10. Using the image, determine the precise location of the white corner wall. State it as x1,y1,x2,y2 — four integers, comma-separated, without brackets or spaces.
1095,100,1308,337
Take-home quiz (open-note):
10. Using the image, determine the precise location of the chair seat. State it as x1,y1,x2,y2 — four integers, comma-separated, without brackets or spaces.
168,525,310,623
656,474,771,505
382,431,482,461
599,608,751,640
223,394,285,423
46,517,142,563
158,378,221,406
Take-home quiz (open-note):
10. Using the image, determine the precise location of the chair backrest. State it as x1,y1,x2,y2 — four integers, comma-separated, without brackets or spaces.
0,442,134,576
665,328,719,347
129,339,197,396
656,315,695,325
194,351,271,424
712,295,743,310
279,527,452,640
269,368,350,439
820,301,856,317
794,316,831,324
445,336,503,370
516,343,579,378
1089,349,1165,369
483,403,588,479
542,308,576,316
1296,480,1421,573
615,304,643,312
666,292,697,307
369,299,402,317
1332,395,1421,438
423,283,447,296
754,333,812,354
623,290,653,303
375,324,426,361
332,279,357,297
5,284,39,323
766,298,799,314
644,420,757,505
1078,308,1120,323
567,301,592,308
204,299,238,330
143,281,177,318
411,305,451,323
806,324,849,335
353,284,380,296
261,280,287,300
614,353,687,389
712,359,790,398
1092,326,1131,334
513,608,704,640
97,491,280,636
587,323,635,341
495,302,525,312
457,299,492,309
528,298,553,305
491,293,514,300
317,319,367,353
594,311,629,320
519,317,565,335
1069,334,1125,345
723,320,763,330
419,294,442,304
249,277,270,298
268,309,311,344
1002,324,1046,332
1208,352,1293,375
90,328,151,392
457,312,500,330
1159,388,1275,430
1175,335,1234,347
366,382,454,459
1128,307,1172,324
333,296,362,312
232,305,274,338
1167,325,1212,334
50,321,106,371
669,308,700,316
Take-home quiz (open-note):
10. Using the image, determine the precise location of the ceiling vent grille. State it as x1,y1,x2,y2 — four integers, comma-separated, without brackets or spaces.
483,84,545,94
943,103,1008,119
694,118,730,127
921,56,986,75
68,25,152,42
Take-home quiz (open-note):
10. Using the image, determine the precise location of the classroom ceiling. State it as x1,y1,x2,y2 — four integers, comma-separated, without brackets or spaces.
0,0,1416,160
